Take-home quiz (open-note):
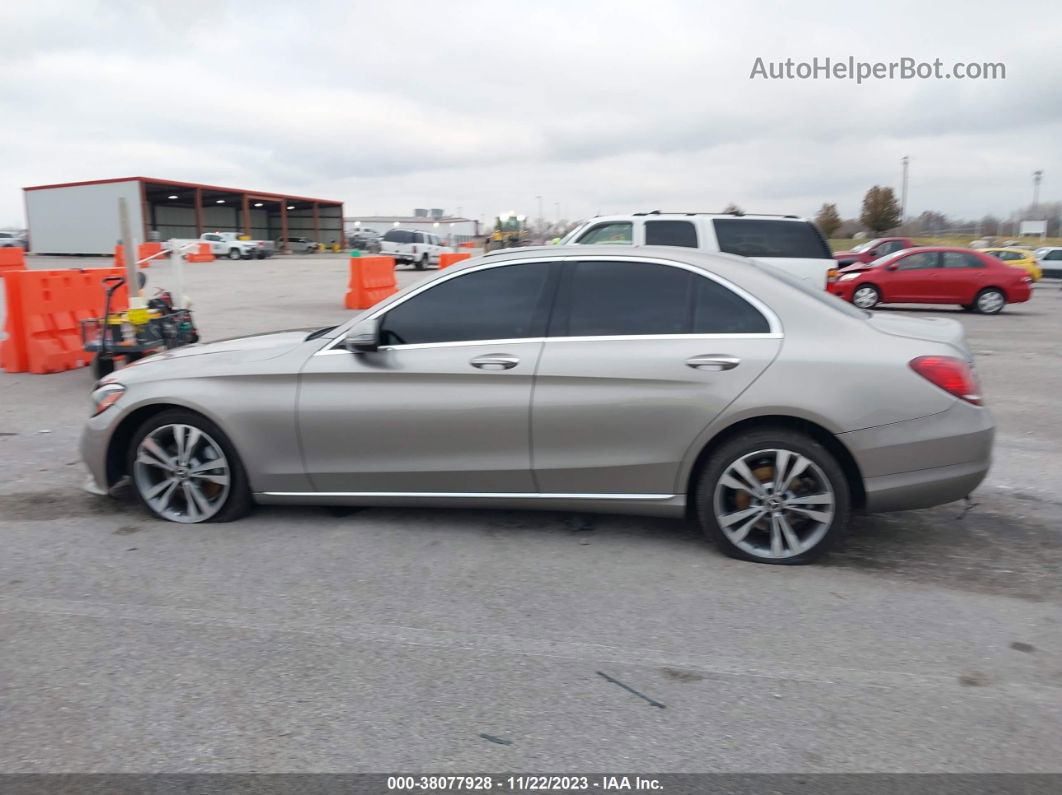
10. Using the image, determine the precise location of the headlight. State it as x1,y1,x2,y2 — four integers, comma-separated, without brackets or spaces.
91,383,126,416
838,273,861,282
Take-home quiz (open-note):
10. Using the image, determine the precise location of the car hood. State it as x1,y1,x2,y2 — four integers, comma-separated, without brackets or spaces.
866,314,972,361
119,329,315,373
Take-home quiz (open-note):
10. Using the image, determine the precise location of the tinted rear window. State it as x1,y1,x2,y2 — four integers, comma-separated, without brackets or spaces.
645,220,698,247
713,219,831,259
383,229,414,243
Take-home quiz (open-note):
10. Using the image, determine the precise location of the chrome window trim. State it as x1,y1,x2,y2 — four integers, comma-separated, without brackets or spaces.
315,332,781,355
317,254,782,356
259,491,676,500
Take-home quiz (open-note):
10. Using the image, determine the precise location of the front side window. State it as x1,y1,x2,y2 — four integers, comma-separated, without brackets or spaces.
379,262,553,346
713,219,831,259
204,234,221,242
1046,250,1062,261
645,220,698,248
576,222,633,245
894,252,938,270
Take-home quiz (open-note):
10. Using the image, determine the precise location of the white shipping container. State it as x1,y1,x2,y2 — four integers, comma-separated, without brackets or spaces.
25,180,144,255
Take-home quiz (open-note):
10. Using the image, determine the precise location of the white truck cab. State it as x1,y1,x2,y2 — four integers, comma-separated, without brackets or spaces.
562,212,834,286
200,232,275,260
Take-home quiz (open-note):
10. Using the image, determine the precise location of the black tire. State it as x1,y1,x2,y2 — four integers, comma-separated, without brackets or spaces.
414,255,427,270
973,287,1006,315
850,284,881,310
694,427,850,565
92,354,115,379
126,409,252,523
228,248,242,260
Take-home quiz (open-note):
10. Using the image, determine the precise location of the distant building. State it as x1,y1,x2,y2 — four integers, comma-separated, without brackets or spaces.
24,176,343,255
345,212,480,245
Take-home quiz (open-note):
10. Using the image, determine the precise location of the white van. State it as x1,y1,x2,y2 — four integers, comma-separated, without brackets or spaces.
561,212,834,285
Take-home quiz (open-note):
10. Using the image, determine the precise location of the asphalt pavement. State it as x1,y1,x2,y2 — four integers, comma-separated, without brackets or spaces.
1,255,1060,773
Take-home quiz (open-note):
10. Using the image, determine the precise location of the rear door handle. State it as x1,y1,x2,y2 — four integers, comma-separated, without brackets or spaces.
686,354,741,371
470,353,520,371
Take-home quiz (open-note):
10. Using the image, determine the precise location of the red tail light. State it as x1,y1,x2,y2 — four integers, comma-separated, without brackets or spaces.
909,356,982,405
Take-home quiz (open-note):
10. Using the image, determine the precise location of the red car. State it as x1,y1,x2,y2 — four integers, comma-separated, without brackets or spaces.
828,247,1032,314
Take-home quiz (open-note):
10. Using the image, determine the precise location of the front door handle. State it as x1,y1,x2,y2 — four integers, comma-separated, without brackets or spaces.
470,353,520,371
686,354,741,371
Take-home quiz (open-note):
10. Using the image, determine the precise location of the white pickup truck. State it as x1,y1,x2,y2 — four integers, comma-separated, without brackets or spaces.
191,232,276,260
379,228,446,269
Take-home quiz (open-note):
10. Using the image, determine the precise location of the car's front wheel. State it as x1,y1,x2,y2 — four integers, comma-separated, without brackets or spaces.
227,248,242,260
851,284,881,309
128,410,251,523
695,428,850,564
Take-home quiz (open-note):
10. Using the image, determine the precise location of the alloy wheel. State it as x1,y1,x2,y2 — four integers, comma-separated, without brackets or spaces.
133,423,231,523
976,290,1005,314
713,448,835,560
852,286,879,309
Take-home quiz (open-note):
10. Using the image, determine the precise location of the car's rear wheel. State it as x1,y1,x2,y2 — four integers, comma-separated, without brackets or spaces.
415,254,427,270
695,429,850,564
851,284,880,309
974,288,1006,314
227,248,241,260
128,410,251,523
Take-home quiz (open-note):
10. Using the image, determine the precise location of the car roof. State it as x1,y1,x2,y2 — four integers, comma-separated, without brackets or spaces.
575,212,809,222
983,247,1030,253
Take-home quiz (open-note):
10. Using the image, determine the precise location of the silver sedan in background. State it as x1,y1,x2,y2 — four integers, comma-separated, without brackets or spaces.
81,246,993,564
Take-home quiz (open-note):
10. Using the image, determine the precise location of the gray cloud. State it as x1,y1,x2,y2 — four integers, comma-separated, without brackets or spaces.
1,0,1061,225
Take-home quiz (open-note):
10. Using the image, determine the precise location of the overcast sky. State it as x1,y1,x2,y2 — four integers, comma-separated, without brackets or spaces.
2,0,1060,227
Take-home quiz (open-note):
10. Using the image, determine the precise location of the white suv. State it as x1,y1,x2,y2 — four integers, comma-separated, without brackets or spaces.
562,212,834,285
379,228,446,269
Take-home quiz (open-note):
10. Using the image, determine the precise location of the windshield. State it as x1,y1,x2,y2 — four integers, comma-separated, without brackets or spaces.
850,238,883,253
753,260,871,319
868,252,899,266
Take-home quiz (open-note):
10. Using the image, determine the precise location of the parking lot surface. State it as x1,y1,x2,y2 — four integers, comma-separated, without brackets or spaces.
1,255,1061,772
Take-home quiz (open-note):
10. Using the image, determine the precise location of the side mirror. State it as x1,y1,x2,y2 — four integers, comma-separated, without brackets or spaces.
343,317,381,353
885,263,897,271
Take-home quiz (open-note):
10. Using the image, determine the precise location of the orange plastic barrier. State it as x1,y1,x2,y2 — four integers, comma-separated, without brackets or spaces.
115,242,166,269
0,247,26,272
186,242,215,263
438,251,472,270
458,241,477,249
344,256,397,309
1,268,129,374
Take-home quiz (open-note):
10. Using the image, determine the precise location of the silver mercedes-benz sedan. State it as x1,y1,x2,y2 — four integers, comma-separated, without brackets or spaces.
81,245,993,564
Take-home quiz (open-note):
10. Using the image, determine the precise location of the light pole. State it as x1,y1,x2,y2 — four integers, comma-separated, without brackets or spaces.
536,195,543,241
900,156,909,222
1033,170,1043,212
